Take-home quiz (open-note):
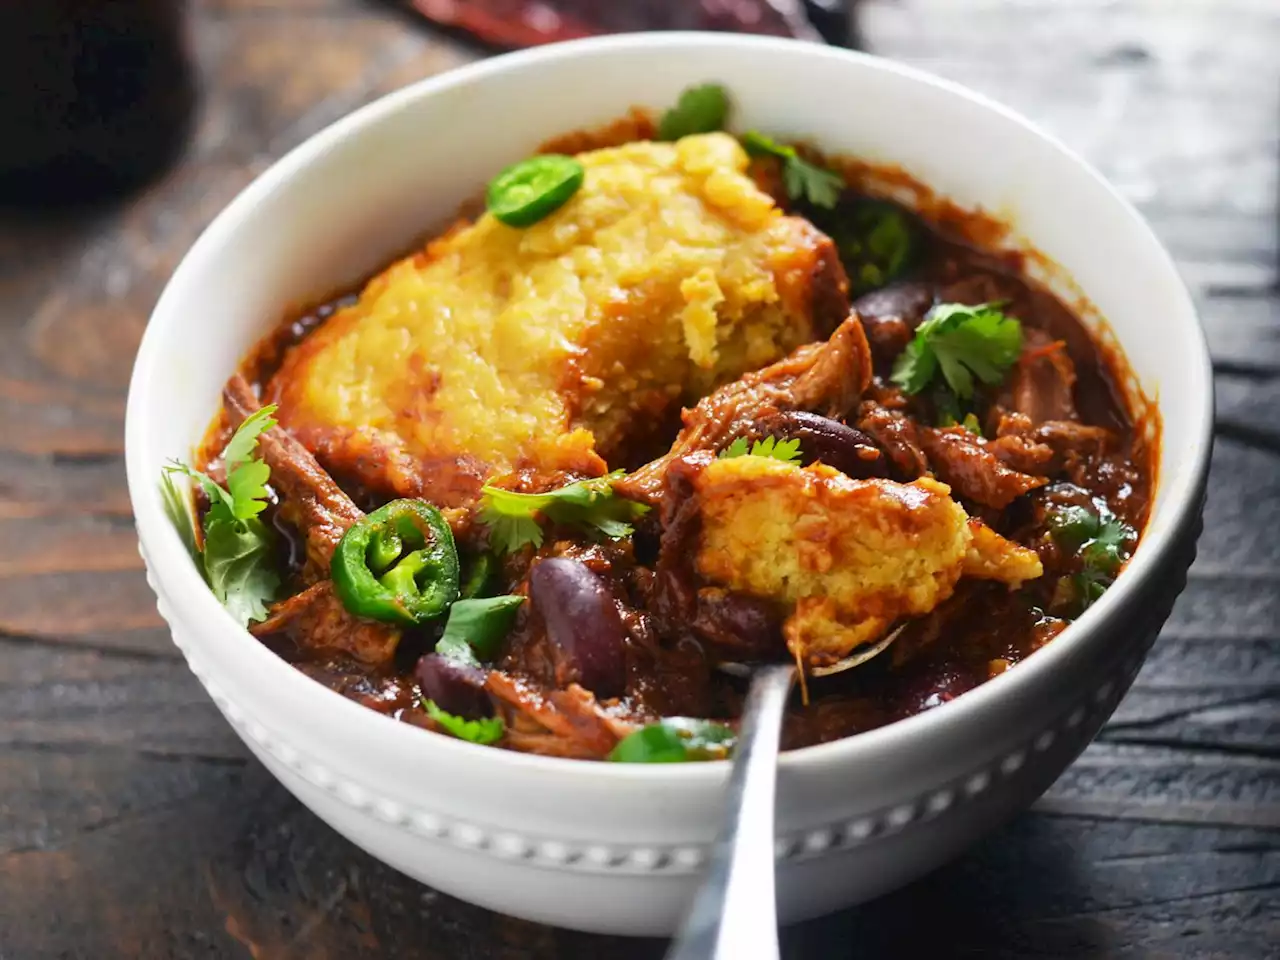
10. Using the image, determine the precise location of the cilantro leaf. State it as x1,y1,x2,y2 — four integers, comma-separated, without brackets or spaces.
480,510,544,555
478,472,649,555
608,718,737,763
166,461,235,521
1048,503,1136,614
223,406,276,474
435,595,525,666
226,458,271,520
892,333,939,396
753,435,803,463
203,516,280,626
1047,504,1102,553
159,470,202,570
718,435,803,463
423,699,505,745
783,155,843,209
740,131,843,209
658,83,730,141
1081,517,1132,579
159,405,282,626
891,302,1023,399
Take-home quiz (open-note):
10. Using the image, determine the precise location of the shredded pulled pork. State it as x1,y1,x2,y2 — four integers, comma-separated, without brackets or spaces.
617,313,873,503
250,581,400,667
919,426,1048,510
224,374,362,573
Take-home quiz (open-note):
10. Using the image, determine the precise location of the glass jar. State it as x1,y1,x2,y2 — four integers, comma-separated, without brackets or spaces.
0,1,196,206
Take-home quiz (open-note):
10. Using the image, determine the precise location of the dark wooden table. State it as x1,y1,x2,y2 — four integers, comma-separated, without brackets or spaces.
1,1,1277,956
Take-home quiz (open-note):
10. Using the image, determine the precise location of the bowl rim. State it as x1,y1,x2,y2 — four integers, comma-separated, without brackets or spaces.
125,30,1213,786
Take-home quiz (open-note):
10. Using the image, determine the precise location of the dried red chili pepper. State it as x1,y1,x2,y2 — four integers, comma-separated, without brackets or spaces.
398,0,819,49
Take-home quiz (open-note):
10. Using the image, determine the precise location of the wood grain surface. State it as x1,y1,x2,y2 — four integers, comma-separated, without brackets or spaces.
1,1,1276,957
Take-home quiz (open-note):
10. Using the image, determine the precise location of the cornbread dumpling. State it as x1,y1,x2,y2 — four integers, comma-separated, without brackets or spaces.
692,455,1041,666
963,518,1044,587
268,133,848,506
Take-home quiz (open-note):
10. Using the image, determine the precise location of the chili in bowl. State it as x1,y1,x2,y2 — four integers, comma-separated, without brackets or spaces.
126,33,1210,935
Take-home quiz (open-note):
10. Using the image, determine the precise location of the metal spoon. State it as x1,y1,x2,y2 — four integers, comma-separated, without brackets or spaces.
665,626,904,959
664,662,796,960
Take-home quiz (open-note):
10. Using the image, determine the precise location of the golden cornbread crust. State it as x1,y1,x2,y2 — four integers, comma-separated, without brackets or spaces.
266,133,848,507
692,456,1042,666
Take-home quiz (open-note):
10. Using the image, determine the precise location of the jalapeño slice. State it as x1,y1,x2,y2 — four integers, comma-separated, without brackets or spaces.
485,154,585,228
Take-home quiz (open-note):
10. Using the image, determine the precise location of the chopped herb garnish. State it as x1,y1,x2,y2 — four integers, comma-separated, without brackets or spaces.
740,131,843,209
435,595,525,666
1048,502,1136,613
658,83,730,141
159,470,201,569
1080,517,1132,580
202,515,280,626
163,406,281,626
608,718,737,763
719,435,803,463
933,389,983,436
423,699,505,745
812,199,918,295
891,302,1023,399
478,471,650,555
1047,504,1102,553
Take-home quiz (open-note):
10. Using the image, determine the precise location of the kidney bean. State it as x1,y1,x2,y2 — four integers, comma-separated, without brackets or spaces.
853,281,935,367
415,653,491,718
852,280,934,329
529,558,627,698
692,589,784,660
892,664,979,720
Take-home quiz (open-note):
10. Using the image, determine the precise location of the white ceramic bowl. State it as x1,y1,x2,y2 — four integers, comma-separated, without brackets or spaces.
125,33,1212,936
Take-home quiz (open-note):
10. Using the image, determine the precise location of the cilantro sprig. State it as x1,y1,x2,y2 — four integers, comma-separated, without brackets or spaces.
608,718,737,763
478,471,650,555
740,131,843,209
162,407,281,626
1048,503,1136,613
892,302,1023,399
423,699,505,746
658,83,730,141
718,435,803,463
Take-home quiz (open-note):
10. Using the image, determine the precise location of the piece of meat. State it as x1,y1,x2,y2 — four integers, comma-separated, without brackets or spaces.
399,0,818,50
293,656,416,714
618,315,874,503
224,374,362,573
856,400,928,479
987,411,1059,476
250,581,401,667
938,268,1030,315
687,454,1037,668
920,426,1048,509
1034,420,1113,459
1011,329,1078,423
485,672,626,759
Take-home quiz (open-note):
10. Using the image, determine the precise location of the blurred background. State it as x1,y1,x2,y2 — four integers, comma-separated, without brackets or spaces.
0,2,1276,958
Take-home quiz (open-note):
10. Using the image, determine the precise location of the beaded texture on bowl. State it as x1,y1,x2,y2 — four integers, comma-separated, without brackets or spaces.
138,520,1194,876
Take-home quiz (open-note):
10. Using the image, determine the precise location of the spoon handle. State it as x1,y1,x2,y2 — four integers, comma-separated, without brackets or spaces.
665,664,797,960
